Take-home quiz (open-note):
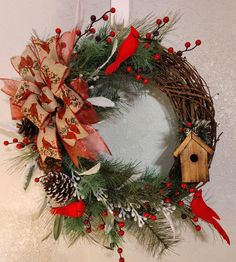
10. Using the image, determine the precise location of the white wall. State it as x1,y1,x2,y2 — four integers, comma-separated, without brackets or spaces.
0,1,235,262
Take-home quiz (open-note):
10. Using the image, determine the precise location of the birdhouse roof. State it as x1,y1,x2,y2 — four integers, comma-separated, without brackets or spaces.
173,131,214,157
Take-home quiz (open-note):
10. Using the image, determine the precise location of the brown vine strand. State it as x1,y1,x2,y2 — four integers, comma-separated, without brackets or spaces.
153,51,217,177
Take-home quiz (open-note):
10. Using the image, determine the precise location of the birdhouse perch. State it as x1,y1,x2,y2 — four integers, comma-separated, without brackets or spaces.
173,132,214,183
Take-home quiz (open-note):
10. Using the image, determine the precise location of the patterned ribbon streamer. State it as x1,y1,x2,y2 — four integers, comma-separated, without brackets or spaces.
1,30,110,165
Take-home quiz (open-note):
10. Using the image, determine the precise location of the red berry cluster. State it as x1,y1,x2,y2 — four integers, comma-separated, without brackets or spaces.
118,220,125,236
179,121,193,133
143,16,170,48
66,7,116,47
84,217,92,233
126,66,149,85
192,216,201,231
180,183,196,194
175,39,202,57
143,212,157,221
3,137,31,149
117,247,125,262
106,31,116,44
116,220,125,261
156,16,170,26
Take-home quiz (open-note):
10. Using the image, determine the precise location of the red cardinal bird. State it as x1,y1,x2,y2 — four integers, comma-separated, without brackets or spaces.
62,131,77,140
65,118,81,134
42,137,56,150
51,200,85,218
29,103,40,123
105,26,140,75
191,189,230,245
40,92,52,104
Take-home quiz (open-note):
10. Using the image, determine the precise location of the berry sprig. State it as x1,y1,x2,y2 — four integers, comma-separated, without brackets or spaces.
126,65,149,85
84,216,92,233
176,39,202,56
143,212,157,221
3,137,31,149
117,247,125,262
141,16,170,45
95,30,116,44
73,7,116,46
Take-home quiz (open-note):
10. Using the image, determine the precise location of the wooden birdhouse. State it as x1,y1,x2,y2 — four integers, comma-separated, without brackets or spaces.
173,132,214,183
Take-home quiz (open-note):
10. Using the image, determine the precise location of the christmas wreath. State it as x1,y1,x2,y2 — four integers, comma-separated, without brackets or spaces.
1,7,230,262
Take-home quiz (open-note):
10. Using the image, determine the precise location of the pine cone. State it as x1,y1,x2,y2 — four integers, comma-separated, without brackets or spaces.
17,118,38,139
41,172,75,203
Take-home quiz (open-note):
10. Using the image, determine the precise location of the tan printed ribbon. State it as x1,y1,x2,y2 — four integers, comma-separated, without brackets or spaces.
3,35,89,163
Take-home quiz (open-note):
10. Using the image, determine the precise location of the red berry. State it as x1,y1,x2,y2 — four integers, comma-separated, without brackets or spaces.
119,258,125,262
186,122,192,128
165,197,171,204
178,201,184,207
3,141,9,146
189,188,195,193
195,39,202,46
185,42,191,48
34,177,40,183
163,16,169,23
136,74,141,80
165,181,171,188
168,47,174,54
76,29,81,36
195,225,201,231
101,210,108,217
119,221,125,228
118,230,125,236
16,143,24,149
84,219,89,225
109,31,116,37
99,224,105,230
150,215,157,221
181,183,187,189
103,14,109,21
32,144,37,151
143,212,150,218
143,79,149,85
86,227,92,233
90,28,96,34
146,33,152,39
117,248,123,254
60,42,67,48
153,53,160,60
55,28,61,34
113,210,118,216
12,138,18,143
144,43,151,49
110,7,116,13
193,216,198,222
23,137,30,145
156,18,162,25
127,66,132,73
106,37,112,44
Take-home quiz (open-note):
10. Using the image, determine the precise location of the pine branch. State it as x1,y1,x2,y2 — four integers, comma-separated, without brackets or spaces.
125,218,179,257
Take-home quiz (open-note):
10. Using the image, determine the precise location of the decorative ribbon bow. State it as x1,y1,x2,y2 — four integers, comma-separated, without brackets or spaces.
1,30,111,166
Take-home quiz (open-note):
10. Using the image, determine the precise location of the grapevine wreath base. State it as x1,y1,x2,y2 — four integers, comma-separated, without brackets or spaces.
1,7,230,262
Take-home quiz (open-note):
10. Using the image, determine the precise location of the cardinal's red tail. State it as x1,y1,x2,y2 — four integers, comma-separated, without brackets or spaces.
212,219,230,245
51,207,62,216
105,61,121,75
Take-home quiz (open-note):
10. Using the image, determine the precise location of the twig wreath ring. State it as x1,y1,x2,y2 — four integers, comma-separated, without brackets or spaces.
1,7,230,262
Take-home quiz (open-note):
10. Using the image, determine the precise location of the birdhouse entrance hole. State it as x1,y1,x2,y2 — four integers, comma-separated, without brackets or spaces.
190,154,198,162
